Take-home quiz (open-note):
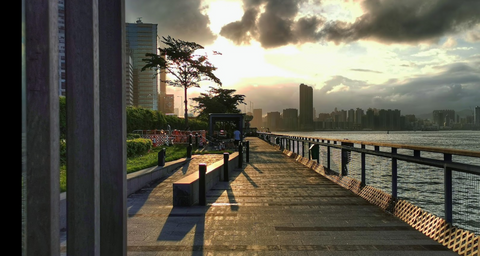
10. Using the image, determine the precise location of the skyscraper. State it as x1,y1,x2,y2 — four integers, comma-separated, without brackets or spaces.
474,106,480,126
283,108,298,131
252,109,263,129
58,0,66,96
299,83,313,130
126,19,158,110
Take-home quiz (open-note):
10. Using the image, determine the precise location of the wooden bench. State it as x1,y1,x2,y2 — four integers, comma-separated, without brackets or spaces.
173,152,239,206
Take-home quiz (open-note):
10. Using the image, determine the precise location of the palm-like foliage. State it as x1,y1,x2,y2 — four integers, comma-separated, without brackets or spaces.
142,36,222,128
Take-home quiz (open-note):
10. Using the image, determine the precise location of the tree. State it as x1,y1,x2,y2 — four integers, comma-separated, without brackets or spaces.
191,86,246,121
142,36,222,128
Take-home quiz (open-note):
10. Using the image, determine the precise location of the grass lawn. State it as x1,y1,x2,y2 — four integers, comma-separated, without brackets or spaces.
59,144,233,193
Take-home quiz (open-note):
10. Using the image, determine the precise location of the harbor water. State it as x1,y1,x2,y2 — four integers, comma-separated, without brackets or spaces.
274,130,480,235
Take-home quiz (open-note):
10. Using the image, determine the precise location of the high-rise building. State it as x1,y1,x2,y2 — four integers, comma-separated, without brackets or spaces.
125,48,134,107
355,108,364,125
252,109,263,129
433,110,455,127
158,52,169,113
163,94,174,113
474,106,480,126
267,111,281,131
299,83,313,130
126,19,158,110
283,108,298,131
58,0,66,96
355,108,364,127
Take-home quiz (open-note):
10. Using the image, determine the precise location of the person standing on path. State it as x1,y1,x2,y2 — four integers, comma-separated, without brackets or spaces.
233,129,241,146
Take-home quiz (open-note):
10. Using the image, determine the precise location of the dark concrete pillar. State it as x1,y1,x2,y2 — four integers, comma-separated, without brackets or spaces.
98,0,127,254
65,0,101,254
25,0,60,255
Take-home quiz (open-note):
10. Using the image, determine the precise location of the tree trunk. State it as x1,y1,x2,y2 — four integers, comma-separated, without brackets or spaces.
184,86,188,129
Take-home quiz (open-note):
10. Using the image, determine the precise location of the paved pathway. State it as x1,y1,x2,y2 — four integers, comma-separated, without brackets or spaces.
126,137,456,255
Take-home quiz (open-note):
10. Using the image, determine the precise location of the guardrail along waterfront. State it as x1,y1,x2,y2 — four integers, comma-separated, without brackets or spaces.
259,132,480,256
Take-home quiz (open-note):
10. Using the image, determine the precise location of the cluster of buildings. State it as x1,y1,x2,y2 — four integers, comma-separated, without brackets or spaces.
249,84,480,132
58,2,176,114
57,4,480,130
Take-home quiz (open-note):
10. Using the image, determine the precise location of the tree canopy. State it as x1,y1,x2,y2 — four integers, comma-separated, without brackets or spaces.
142,36,222,128
191,86,246,121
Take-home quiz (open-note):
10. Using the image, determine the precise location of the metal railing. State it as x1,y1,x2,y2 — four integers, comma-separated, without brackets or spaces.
258,132,480,236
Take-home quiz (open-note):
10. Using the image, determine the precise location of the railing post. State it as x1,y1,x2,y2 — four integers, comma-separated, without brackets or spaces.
246,141,250,163
223,152,229,182
238,142,243,168
444,153,453,224
308,142,311,159
187,144,192,159
392,147,397,198
158,148,166,166
361,144,366,185
199,163,206,206
297,138,300,155
341,142,352,177
302,140,305,157
327,141,331,171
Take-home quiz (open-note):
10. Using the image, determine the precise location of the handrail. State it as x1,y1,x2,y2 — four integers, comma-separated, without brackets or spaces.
258,132,480,234
259,132,480,158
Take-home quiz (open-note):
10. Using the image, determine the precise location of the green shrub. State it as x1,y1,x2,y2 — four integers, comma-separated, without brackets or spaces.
126,138,153,157
127,133,141,140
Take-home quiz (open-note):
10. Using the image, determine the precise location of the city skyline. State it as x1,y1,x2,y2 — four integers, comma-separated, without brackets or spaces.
126,0,480,117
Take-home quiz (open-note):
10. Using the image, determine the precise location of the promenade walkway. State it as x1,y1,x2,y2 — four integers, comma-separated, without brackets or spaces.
126,137,456,255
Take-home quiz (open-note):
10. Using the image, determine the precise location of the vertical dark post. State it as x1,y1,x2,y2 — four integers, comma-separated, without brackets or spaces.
414,150,420,158
199,163,206,206
297,139,300,154
308,142,311,159
195,134,199,147
361,144,366,185
158,148,166,166
188,133,192,145
187,144,192,159
444,153,453,224
66,0,101,254
223,153,229,181
391,147,397,198
246,141,250,163
98,0,127,254
302,140,305,157
341,145,346,177
238,141,243,168
25,1,60,254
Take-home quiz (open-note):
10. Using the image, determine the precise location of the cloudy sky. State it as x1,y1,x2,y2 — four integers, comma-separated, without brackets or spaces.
126,0,480,117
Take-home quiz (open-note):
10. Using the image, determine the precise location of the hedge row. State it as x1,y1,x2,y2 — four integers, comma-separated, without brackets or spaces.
59,96,209,138
126,138,153,157
60,137,152,164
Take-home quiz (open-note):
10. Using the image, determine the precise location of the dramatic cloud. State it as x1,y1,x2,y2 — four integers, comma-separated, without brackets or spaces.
221,0,480,48
125,0,216,46
320,0,480,44
220,0,325,48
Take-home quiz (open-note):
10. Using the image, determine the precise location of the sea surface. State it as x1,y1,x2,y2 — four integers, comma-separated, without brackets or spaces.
270,130,480,235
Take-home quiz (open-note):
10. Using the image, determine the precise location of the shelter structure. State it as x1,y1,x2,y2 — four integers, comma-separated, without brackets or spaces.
208,113,245,138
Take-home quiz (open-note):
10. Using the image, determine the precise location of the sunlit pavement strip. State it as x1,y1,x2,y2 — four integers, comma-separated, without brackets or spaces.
124,137,457,255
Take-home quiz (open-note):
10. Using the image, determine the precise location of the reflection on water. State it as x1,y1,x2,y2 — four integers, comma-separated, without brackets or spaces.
280,130,480,235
